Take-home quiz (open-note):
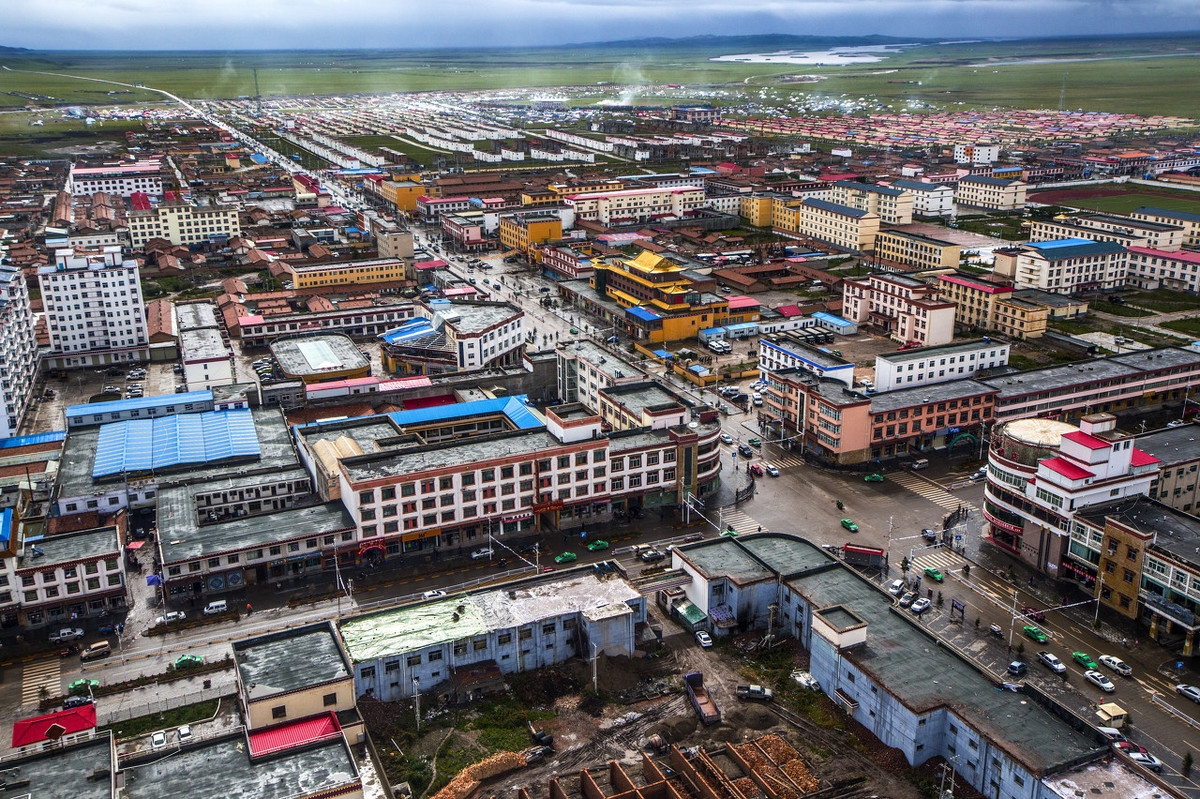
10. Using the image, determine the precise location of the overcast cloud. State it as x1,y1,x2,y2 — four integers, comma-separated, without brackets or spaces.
4,0,1199,50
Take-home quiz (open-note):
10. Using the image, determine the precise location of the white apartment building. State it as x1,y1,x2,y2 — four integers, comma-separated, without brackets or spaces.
954,176,1027,211
68,160,163,197
874,339,1010,392
9,526,128,627
556,340,644,414
564,186,706,226
38,246,149,369
1126,246,1200,291
793,198,879,252
1130,207,1200,248
888,180,956,217
995,238,1128,294
127,201,240,247
0,265,38,438
953,144,1000,164
829,181,913,225
983,413,1159,574
1028,214,1184,252
841,273,956,346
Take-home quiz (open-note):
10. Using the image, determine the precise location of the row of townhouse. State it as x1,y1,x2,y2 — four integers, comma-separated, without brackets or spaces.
841,272,956,346
773,198,879,252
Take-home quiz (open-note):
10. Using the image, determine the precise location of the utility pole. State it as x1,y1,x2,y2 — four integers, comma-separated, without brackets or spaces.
1058,72,1068,112
253,68,262,115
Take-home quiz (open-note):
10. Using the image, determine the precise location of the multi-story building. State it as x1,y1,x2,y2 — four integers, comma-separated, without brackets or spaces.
228,298,415,347
379,300,525,374
954,175,1027,211
774,198,879,252
38,245,149,370
872,230,960,271
0,265,38,438
936,273,1049,340
177,302,233,391
67,160,163,197
1136,422,1200,515
442,211,491,253
1130,206,1200,247
887,180,955,217
1028,213,1184,252
953,143,1001,164
993,238,1127,294
556,340,644,413
873,339,1009,392
416,195,471,222
671,106,720,124
127,201,240,247
1075,499,1200,655
564,186,706,226
276,257,407,290
498,211,563,259
591,250,730,343
13,525,127,627
1126,246,1200,291
841,273,956,346
829,181,913,225
758,335,855,388
739,193,778,227
982,413,1159,573
539,242,597,281
363,173,424,212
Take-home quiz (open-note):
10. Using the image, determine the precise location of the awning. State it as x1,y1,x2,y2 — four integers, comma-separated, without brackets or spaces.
125,541,146,550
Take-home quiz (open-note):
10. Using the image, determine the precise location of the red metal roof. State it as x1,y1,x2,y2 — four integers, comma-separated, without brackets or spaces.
12,705,97,748
1041,456,1094,481
1128,246,1200,265
247,712,342,758
1131,449,1161,467
726,296,760,310
1061,430,1109,450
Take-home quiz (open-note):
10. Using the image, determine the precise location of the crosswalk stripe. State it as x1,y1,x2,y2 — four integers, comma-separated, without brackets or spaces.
719,508,762,534
763,457,803,469
21,659,60,706
889,473,978,512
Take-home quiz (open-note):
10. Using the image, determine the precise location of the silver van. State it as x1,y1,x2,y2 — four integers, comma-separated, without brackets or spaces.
910,459,930,471
202,600,228,616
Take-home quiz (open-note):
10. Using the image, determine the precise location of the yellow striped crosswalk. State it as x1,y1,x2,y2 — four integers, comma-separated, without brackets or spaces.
889,472,978,513
21,659,61,706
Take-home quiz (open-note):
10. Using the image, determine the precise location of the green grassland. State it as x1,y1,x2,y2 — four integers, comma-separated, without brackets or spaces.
1,34,1199,117
1049,191,1200,216
0,113,151,156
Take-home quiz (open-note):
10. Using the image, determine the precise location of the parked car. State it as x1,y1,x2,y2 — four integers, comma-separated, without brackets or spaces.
1127,752,1164,773
910,598,931,615
174,654,204,669
1007,661,1028,677
888,579,905,596
1037,651,1067,674
695,631,713,648
69,678,99,694
640,549,666,563
49,628,85,643
63,695,94,709
1176,683,1200,703
470,548,493,560
154,611,186,626
554,552,577,564
1084,670,1115,693
202,600,228,616
765,464,780,477
1023,625,1049,644
151,731,167,751
1098,654,1132,677
1021,605,1046,622
923,566,944,582
840,518,858,532
421,590,448,600
899,591,917,608
586,540,609,551
177,724,193,743
1112,741,1148,755
1072,651,1099,669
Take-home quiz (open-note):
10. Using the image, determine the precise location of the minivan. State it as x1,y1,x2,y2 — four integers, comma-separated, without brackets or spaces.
202,600,228,616
80,641,112,661
910,459,930,471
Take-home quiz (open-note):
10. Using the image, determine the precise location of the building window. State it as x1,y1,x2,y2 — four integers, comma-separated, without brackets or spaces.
323,692,338,706
272,706,287,719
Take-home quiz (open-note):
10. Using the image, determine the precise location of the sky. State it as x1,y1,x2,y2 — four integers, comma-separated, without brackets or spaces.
4,0,1200,51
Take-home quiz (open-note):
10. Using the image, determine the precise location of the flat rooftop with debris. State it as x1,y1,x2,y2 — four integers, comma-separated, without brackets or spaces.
234,622,352,701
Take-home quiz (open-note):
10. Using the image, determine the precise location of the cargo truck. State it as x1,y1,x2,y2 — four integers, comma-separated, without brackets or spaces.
684,671,721,724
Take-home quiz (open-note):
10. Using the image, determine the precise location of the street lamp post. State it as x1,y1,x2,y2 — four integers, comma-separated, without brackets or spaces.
1093,574,1105,625
413,676,421,731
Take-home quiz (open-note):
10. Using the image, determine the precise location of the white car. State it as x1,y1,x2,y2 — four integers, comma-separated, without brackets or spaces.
910,598,931,614
719,433,733,445
764,464,780,477
1084,670,1115,693
1098,654,1132,677
1176,683,1200,703
177,724,193,743
470,548,493,560
887,579,905,596
695,631,713,648
1127,751,1164,773
154,611,186,626
1036,651,1066,674
151,730,167,750
421,590,448,600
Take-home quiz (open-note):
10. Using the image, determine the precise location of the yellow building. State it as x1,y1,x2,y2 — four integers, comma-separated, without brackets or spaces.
127,201,240,247
549,179,624,197
782,199,879,252
740,194,775,227
592,250,729,343
955,176,1027,211
874,230,961,270
281,257,407,289
379,178,424,213
830,181,914,225
498,211,563,260
937,273,1048,340
520,189,559,207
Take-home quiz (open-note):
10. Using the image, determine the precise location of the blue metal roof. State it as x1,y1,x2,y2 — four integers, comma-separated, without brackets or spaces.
700,327,725,336
726,322,759,333
1026,239,1126,260
0,430,66,449
378,318,437,345
1136,206,1200,224
385,396,543,431
0,508,10,546
91,409,260,478
626,306,661,323
67,391,213,420
813,311,855,326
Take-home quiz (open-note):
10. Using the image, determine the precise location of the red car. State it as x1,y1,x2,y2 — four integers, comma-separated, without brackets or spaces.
749,463,764,477
1022,606,1046,623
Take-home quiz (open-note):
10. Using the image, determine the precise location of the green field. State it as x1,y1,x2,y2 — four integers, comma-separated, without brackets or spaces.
0,114,151,156
1055,192,1200,216
1,34,1199,117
